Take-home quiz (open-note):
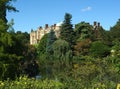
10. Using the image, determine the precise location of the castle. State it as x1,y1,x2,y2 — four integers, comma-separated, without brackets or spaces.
30,21,100,45
30,23,61,45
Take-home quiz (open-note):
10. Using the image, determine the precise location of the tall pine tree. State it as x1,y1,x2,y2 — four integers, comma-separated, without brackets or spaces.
60,13,75,48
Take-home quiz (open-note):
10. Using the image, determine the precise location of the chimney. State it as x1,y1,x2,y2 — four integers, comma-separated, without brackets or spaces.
93,21,97,29
94,21,97,26
45,24,48,29
98,22,100,27
54,24,56,29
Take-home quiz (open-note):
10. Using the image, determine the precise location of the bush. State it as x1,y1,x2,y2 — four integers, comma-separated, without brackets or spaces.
89,41,110,57
0,76,64,89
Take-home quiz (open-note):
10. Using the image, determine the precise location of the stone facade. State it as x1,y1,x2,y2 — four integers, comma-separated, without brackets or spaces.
30,24,61,45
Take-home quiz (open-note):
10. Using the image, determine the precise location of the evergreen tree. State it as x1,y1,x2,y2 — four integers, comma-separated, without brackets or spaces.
60,13,75,48
0,0,18,54
0,0,22,80
46,29,57,59
0,0,18,24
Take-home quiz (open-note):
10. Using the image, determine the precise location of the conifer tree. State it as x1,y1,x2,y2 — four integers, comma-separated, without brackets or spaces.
0,0,18,24
60,13,75,48
0,0,21,80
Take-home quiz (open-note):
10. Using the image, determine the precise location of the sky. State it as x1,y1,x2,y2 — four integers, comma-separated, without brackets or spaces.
7,0,120,33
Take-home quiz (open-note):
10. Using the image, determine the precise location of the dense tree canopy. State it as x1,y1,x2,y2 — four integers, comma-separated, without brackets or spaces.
0,0,18,23
89,41,110,57
109,19,120,41
60,13,75,47
46,29,57,58
75,22,93,41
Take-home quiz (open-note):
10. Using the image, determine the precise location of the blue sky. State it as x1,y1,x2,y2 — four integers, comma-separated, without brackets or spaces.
7,0,120,33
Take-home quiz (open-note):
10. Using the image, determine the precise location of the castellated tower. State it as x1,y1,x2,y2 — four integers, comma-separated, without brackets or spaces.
30,23,61,45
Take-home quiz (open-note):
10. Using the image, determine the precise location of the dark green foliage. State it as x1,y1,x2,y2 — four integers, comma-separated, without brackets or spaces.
109,19,120,41
15,31,30,44
46,29,57,58
0,19,8,32
75,21,93,41
60,13,75,47
37,34,49,76
18,44,39,77
52,39,72,62
95,26,110,43
89,41,110,57
37,34,48,55
0,0,18,23
22,60,39,77
23,44,37,60
0,53,22,80
74,39,91,56
0,0,25,80
0,33,23,80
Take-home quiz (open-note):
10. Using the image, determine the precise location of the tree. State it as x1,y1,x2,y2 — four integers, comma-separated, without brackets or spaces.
74,39,91,56
60,13,75,48
37,34,48,55
15,31,30,44
0,0,18,24
89,41,110,57
36,34,48,77
52,39,72,63
109,19,120,41
0,0,22,80
48,39,73,76
75,21,93,41
46,29,57,58
0,0,18,53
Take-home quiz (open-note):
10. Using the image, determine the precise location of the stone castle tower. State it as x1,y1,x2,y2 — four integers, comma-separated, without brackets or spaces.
30,23,61,45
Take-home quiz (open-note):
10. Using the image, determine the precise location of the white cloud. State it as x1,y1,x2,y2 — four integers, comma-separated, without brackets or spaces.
81,6,92,12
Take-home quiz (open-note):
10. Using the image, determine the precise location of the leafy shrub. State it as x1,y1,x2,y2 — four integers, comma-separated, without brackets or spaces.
89,41,110,57
0,76,63,89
